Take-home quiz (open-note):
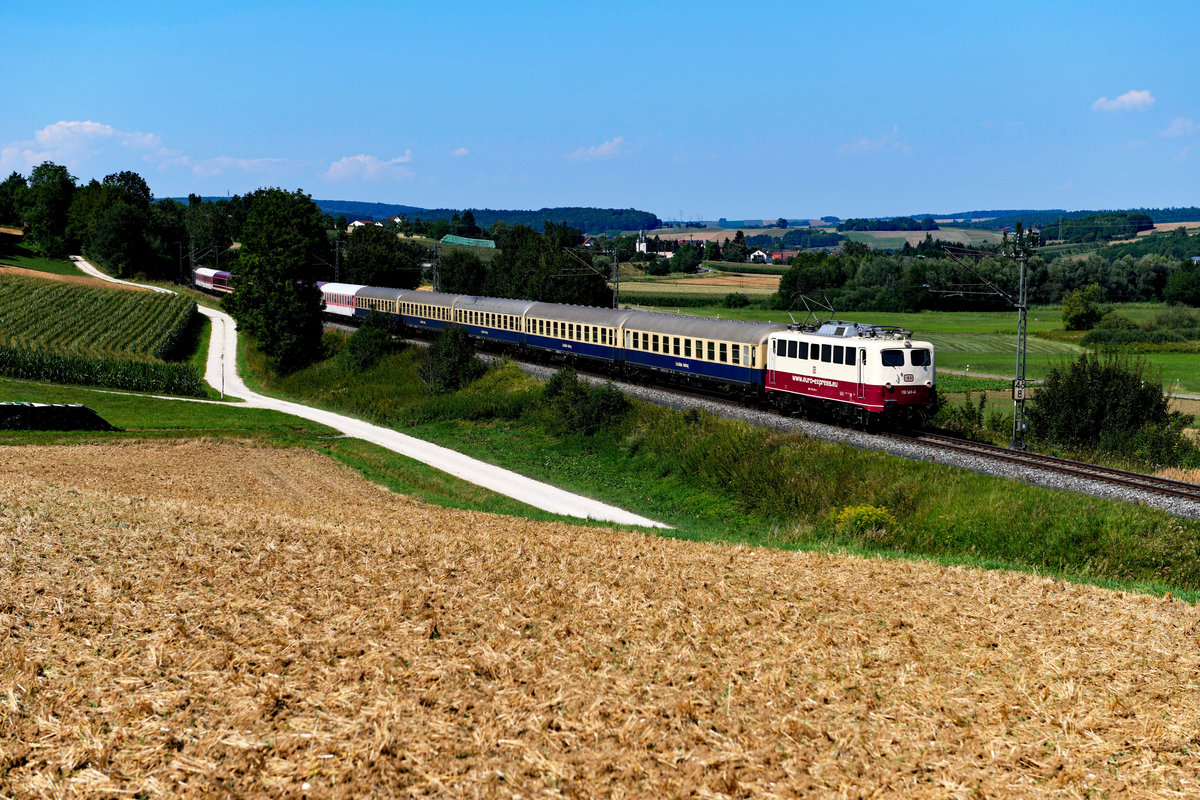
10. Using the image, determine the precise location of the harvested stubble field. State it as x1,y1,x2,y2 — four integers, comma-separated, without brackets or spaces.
4,441,1200,798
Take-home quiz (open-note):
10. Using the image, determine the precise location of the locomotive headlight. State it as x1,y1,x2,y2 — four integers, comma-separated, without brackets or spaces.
925,381,932,388
885,382,893,392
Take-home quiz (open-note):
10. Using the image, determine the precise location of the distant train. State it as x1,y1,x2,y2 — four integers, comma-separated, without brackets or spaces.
195,269,937,426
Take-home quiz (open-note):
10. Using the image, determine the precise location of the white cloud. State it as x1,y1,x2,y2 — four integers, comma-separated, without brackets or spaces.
567,136,624,161
323,152,415,181
1091,90,1155,112
450,146,470,157
1176,146,1191,161
0,119,165,174
189,156,290,178
1162,117,1196,137
838,124,909,156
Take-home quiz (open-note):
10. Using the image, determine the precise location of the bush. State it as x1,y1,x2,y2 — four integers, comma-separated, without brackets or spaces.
344,312,397,371
1094,311,1139,331
1061,284,1108,331
834,505,897,540
723,292,751,308
420,324,484,394
541,367,630,435
1026,352,1195,464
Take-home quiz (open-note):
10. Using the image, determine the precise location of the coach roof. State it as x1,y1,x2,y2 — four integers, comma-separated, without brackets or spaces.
623,309,789,344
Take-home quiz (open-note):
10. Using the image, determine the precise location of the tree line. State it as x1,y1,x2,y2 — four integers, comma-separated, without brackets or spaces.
837,217,937,232
770,232,1200,313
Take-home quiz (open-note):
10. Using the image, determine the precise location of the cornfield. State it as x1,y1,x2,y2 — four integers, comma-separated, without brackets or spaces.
0,274,202,395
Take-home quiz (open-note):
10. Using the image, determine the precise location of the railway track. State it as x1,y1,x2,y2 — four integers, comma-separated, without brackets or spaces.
882,429,1200,503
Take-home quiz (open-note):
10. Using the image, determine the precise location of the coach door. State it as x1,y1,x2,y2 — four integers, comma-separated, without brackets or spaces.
856,348,866,399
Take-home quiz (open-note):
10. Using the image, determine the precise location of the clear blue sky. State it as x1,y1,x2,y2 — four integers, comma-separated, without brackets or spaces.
4,1,1198,221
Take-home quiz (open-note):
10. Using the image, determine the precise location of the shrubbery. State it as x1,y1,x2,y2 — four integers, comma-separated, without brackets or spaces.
1026,353,1195,464
541,367,630,435
833,505,898,540
420,324,484,393
344,312,399,371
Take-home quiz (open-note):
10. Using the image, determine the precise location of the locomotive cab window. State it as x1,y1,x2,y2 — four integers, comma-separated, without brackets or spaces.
881,350,905,367
910,349,932,366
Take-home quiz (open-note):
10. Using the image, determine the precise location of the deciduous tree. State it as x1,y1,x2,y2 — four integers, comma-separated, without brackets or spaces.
25,161,76,257
224,188,326,373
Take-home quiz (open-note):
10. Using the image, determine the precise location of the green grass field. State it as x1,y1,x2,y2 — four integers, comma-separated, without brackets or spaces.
0,231,84,275
843,226,1004,249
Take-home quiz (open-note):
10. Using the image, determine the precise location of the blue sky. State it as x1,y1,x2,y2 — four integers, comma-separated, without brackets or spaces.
4,1,1198,220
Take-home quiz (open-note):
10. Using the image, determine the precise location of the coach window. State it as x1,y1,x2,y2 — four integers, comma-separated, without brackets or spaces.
911,349,932,367
707,341,715,361
719,343,727,362
673,337,680,356
684,339,692,358
732,344,740,365
834,345,844,364
881,350,905,367
821,344,832,362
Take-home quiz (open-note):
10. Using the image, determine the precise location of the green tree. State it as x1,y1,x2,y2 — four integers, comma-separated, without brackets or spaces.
487,223,610,306
671,242,702,273
103,170,152,208
723,230,748,263
224,188,327,373
90,202,150,277
776,217,788,229
703,240,722,261
184,195,233,271
0,171,28,224
25,161,77,257
345,223,421,288
1164,264,1200,306
1061,283,1108,330
438,249,487,294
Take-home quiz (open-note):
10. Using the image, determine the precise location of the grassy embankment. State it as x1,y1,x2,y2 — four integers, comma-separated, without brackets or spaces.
0,230,83,275
232,329,1200,600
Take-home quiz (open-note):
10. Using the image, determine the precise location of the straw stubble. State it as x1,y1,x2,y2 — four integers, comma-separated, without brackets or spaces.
2,440,1199,798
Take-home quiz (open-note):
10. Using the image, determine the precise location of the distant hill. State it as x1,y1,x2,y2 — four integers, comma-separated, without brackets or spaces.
914,207,1200,230
311,200,661,235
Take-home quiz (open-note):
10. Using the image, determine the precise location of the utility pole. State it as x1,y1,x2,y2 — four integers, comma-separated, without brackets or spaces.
940,222,1041,451
1004,223,1039,451
432,243,440,292
611,243,620,308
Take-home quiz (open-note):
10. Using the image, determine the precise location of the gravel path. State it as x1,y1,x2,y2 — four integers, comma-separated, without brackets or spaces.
68,258,670,529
